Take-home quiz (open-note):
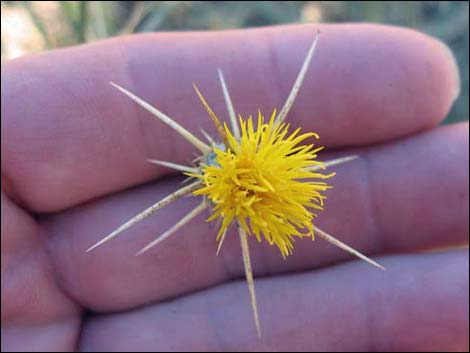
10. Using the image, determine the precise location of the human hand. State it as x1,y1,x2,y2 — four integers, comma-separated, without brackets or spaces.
2,24,468,351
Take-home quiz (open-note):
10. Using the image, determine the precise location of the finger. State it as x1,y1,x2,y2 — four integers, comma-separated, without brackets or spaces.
43,123,469,311
1,320,80,352
1,24,459,212
80,250,469,351
0,192,81,351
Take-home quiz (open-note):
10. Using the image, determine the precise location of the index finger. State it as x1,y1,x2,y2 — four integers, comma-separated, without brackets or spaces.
1,24,459,212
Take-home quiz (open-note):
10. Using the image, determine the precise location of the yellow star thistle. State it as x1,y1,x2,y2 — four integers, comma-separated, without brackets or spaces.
191,111,334,258
87,32,384,338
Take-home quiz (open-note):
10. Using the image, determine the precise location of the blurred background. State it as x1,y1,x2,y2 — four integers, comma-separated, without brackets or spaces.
1,1,468,123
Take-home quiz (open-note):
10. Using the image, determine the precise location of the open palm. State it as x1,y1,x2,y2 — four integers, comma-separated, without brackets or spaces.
2,24,468,351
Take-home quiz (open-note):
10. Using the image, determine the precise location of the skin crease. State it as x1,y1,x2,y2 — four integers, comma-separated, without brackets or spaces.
1,24,468,351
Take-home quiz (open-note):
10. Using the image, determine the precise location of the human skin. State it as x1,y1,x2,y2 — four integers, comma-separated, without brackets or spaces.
1,23,468,351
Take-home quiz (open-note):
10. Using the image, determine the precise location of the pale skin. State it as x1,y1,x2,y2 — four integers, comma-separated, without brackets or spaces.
1,24,468,351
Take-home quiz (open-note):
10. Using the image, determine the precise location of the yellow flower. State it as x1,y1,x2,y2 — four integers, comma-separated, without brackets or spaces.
87,32,383,338
191,111,334,257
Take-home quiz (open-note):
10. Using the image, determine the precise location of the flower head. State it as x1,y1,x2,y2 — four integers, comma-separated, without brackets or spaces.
87,32,383,339
192,111,334,257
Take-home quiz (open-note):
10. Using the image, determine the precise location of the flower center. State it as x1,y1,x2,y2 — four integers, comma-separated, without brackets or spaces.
192,113,333,257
